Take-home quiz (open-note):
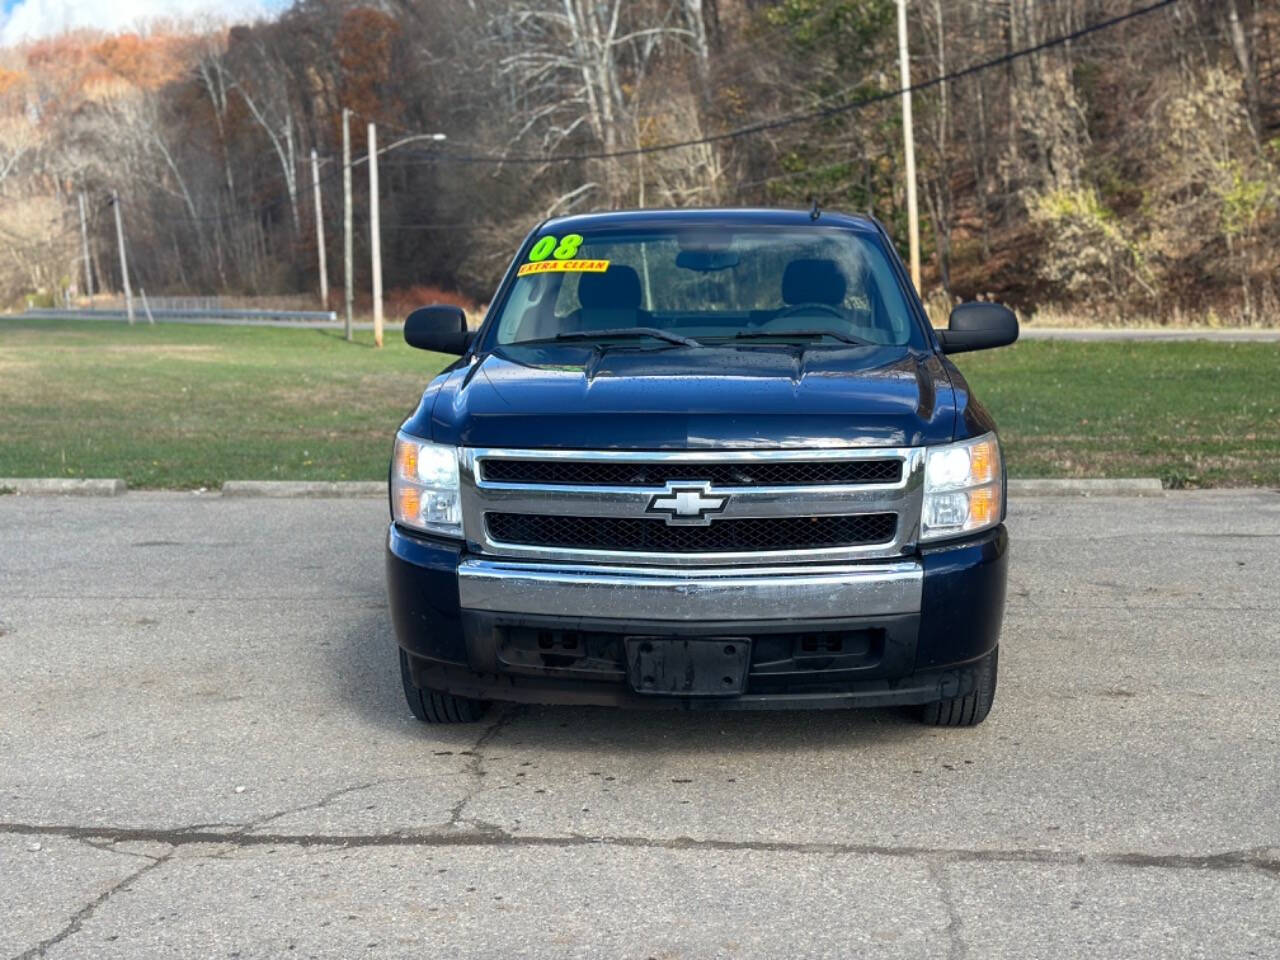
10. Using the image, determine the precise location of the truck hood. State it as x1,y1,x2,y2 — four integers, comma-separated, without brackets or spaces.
421,343,958,449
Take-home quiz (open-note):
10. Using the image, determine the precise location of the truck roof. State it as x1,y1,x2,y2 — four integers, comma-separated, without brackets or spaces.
540,207,884,235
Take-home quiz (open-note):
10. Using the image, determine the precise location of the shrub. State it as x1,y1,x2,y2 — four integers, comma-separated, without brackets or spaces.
1028,186,1152,309
385,285,483,322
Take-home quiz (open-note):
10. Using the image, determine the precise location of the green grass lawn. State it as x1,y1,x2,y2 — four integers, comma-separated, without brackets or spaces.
0,318,453,489
955,339,1279,488
1,317,1276,488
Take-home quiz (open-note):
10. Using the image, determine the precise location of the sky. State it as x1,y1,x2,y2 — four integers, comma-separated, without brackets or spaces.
0,0,288,46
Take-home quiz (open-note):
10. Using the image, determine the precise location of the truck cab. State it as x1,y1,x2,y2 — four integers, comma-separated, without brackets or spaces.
387,209,1017,725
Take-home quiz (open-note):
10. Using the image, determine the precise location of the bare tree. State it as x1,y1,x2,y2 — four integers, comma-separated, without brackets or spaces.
492,0,696,205
224,33,302,233
0,115,36,195
0,0,1273,323
918,0,955,293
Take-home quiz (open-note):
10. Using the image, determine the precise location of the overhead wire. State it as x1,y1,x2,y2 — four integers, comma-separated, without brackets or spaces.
106,0,1180,231
371,0,1179,166
348,0,854,140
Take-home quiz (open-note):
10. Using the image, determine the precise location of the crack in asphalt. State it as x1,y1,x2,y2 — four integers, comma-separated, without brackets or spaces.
5,780,418,959
447,705,524,828
4,821,1277,876
929,860,968,960
70,836,159,862
240,777,411,835
8,715,508,960
10,852,170,960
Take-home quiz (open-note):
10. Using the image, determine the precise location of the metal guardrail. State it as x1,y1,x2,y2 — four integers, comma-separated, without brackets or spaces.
137,296,320,312
21,307,339,322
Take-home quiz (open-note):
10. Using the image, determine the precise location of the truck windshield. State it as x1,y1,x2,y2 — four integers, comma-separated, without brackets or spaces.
489,227,921,348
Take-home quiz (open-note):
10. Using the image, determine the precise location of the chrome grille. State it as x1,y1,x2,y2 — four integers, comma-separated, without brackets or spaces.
480,458,901,487
487,512,898,553
461,447,925,567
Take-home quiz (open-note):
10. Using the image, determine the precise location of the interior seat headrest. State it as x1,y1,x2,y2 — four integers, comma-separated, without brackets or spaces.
579,265,642,310
781,259,847,306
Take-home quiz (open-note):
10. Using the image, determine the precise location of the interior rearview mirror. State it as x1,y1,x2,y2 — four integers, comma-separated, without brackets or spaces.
675,249,740,272
404,305,473,355
937,302,1019,354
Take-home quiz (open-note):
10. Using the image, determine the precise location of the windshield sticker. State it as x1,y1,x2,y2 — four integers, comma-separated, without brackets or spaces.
517,259,610,276
527,233,585,262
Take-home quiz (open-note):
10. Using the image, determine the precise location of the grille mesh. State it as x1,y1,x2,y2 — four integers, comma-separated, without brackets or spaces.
486,512,897,553
480,458,901,487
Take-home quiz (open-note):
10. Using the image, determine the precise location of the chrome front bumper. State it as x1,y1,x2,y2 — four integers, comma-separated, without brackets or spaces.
457,558,923,622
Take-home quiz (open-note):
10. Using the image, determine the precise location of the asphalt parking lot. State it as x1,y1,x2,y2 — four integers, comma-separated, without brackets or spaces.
1,491,1277,959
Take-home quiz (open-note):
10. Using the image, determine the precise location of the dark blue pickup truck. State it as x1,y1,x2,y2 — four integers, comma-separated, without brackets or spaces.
387,208,1017,726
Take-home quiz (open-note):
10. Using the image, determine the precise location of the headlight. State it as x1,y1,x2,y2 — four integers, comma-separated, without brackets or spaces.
921,433,1003,541
392,433,463,538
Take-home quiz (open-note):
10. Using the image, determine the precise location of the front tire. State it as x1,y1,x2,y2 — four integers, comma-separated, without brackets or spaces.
399,649,488,723
920,647,998,727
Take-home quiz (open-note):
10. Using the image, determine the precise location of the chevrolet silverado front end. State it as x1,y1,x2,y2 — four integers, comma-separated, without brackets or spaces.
387,208,1017,725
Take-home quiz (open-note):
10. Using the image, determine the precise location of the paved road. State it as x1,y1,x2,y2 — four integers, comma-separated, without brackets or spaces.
1,492,1277,959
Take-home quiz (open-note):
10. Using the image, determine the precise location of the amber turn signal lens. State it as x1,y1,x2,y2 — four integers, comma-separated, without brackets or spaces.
397,486,422,523
395,439,419,481
969,440,996,485
968,486,996,526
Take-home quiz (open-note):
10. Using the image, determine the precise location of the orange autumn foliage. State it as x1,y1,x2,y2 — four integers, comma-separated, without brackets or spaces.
14,29,193,104
90,33,191,91
337,8,403,125
0,68,26,97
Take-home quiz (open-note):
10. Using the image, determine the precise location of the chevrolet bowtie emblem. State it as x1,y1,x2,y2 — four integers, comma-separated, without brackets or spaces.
646,483,729,526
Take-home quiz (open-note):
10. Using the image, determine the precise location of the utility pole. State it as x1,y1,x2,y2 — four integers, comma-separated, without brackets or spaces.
342,108,354,342
311,148,329,309
77,192,94,306
896,0,921,292
111,190,135,325
368,121,384,349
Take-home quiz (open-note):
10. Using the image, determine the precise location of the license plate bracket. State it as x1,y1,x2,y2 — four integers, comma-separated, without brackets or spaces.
625,637,751,696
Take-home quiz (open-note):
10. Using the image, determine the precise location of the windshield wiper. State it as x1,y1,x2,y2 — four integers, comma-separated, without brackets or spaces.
546,327,702,348
732,329,876,347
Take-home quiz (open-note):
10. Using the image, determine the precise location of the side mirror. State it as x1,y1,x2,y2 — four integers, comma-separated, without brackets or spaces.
937,302,1019,354
404,304,474,355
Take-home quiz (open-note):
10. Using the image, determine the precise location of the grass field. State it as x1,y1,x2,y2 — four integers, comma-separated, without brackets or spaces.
956,340,1279,488
0,319,451,489
1,317,1276,488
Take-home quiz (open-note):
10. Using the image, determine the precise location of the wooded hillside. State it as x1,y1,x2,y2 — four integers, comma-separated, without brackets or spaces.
1,0,1276,323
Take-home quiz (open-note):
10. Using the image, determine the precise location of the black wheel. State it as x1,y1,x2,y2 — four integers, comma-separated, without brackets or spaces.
399,649,488,723
920,647,998,727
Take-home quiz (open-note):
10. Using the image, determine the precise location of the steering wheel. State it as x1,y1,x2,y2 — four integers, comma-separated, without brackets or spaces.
771,302,846,323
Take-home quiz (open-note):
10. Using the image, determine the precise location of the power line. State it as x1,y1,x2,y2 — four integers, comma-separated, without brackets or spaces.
150,133,444,227
347,0,855,138
95,0,1181,231
141,163,348,225
733,113,1072,195
376,0,1179,167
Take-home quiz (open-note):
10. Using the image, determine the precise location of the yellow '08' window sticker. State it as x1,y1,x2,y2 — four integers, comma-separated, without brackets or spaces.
527,233,583,261
518,259,610,276
518,232,607,275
